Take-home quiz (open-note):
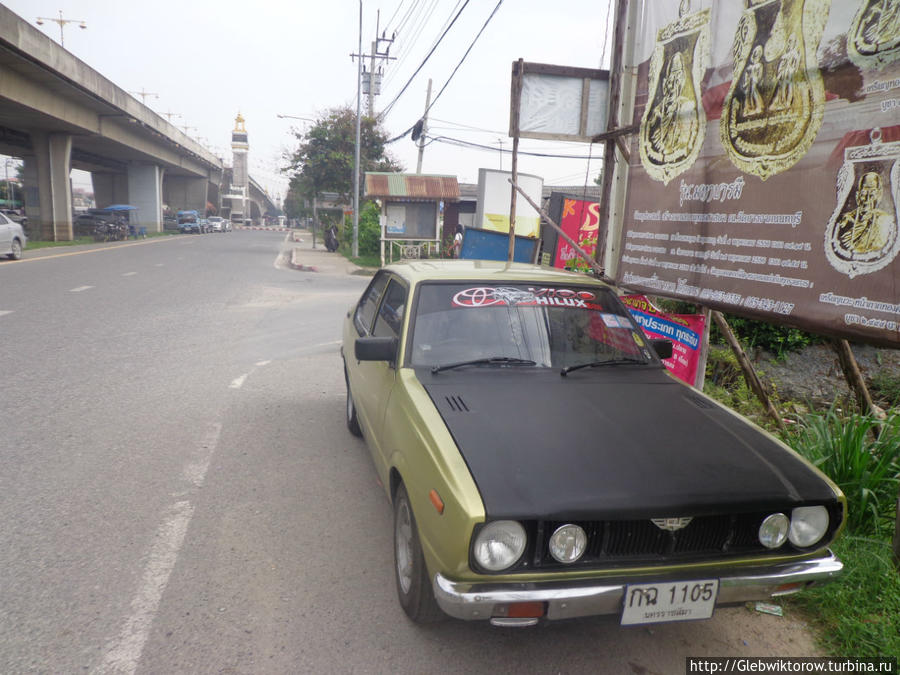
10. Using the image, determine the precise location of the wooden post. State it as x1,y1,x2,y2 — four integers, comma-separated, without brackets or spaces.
711,311,785,430
509,179,607,278
832,338,884,423
507,59,524,265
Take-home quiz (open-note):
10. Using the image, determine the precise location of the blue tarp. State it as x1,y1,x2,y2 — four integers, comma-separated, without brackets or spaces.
98,204,138,212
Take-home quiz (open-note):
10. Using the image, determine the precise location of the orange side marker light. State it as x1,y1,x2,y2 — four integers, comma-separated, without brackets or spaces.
429,489,445,514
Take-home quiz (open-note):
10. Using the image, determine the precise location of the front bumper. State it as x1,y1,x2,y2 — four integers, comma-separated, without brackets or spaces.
433,550,842,623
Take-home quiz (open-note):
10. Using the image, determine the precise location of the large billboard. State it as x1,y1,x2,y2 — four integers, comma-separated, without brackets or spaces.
617,1,900,346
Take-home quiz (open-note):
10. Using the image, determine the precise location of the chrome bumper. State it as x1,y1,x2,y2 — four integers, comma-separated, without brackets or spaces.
433,550,842,623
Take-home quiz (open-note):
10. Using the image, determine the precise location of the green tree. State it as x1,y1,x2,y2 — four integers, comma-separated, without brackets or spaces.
283,107,402,217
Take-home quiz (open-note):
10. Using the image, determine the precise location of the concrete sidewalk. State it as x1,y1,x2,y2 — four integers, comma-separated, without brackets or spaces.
287,229,373,275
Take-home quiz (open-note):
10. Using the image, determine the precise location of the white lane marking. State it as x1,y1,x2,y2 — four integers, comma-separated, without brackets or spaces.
70,285,94,292
122,272,137,277
229,374,249,389
313,340,341,348
182,422,222,488
255,360,272,367
0,310,12,317
96,421,222,675
95,500,194,675
154,263,165,267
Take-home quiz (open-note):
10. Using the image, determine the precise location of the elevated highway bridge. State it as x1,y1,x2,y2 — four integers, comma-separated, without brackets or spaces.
0,5,275,240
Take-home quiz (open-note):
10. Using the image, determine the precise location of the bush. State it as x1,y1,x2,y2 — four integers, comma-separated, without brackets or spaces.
786,409,900,535
342,201,381,257
711,314,822,358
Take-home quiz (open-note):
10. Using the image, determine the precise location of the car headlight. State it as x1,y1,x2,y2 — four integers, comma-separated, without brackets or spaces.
473,521,526,572
789,506,829,547
548,524,587,563
758,513,789,549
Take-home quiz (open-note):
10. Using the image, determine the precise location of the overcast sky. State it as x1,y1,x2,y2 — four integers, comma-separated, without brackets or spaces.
6,0,613,199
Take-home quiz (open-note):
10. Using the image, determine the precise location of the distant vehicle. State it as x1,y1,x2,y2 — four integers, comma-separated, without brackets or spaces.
207,216,226,232
177,210,205,234
1,209,27,230
0,210,27,259
163,216,179,231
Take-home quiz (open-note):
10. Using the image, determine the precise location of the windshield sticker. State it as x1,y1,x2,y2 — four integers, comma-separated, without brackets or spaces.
600,313,631,328
452,287,599,309
633,332,646,347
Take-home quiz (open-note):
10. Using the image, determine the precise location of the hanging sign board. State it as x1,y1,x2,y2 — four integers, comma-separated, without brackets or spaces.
512,62,610,143
617,1,900,347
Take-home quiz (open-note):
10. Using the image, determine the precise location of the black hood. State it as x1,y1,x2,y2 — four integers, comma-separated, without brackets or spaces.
419,366,837,520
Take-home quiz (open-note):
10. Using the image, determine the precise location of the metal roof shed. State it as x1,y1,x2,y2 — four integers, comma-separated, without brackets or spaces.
364,173,460,266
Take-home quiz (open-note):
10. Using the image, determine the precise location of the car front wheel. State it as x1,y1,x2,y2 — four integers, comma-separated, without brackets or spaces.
344,366,362,437
9,238,22,260
393,484,444,623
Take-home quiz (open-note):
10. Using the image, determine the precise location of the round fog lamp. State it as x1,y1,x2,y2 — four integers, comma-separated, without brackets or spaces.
548,524,587,563
789,506,829,547
473,521,526,572
758,513,789,549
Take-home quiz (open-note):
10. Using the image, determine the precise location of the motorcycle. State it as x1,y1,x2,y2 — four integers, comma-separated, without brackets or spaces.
324,225,339,252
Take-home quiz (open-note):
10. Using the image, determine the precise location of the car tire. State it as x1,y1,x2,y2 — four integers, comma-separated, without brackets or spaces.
9,238,22,260
393,484,444,623
344,366,362,437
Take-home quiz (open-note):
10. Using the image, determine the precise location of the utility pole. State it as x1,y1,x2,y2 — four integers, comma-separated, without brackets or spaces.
130,88,158,105
353,10,395,119
416,79,432,174
36,10,86,48
352,0,362,258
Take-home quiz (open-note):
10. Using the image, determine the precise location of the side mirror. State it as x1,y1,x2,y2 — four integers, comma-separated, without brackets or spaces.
651,338,673,360
355,336,398,362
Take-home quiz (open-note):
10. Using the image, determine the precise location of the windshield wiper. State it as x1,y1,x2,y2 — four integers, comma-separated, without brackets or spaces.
431,357,537,374
560,357,648,376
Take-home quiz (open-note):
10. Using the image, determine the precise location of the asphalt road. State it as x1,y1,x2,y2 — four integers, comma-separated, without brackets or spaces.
0,230,821,674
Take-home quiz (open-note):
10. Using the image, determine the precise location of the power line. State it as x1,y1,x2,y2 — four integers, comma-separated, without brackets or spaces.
383,0,407,35
423,134,601,160
421,0,504,117
383,0,502,142
379,0,471,119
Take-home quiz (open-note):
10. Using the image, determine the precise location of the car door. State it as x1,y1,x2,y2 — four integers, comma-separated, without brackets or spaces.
349,272,390,440
354,275,408,467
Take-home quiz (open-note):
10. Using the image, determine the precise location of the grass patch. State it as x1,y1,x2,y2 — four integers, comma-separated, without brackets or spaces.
785,411,900,535
344,252,380,269
26,237,96,249
788,535,900,658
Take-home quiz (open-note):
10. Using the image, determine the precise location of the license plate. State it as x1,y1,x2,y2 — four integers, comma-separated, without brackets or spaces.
621,579,719,625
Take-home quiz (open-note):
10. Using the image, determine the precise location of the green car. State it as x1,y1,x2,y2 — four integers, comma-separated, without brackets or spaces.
341,261,845,627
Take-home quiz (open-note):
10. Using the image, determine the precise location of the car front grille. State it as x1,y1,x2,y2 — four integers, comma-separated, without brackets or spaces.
526,513,792,570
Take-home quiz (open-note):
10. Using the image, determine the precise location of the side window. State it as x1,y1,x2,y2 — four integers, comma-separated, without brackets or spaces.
373,280,408,339
354,273,389,335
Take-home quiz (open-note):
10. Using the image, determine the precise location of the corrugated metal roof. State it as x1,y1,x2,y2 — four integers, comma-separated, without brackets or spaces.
365,173,460,201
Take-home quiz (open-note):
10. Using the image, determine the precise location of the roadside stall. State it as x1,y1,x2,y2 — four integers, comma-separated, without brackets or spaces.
364,172,459,267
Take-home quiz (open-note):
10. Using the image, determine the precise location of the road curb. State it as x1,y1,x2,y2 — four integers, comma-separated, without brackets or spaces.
290,248,318,272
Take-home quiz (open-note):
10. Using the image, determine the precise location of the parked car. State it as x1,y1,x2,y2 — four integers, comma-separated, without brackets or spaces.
1,209,27,230
0,210,27,259
163,216,179,231
207,216,225,232
341,261,845,626
177,210,205,234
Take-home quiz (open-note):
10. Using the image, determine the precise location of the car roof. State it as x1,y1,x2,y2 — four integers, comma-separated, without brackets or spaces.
380,259,616,290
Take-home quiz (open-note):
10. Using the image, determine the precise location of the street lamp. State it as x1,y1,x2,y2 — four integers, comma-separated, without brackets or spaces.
36,10,87,48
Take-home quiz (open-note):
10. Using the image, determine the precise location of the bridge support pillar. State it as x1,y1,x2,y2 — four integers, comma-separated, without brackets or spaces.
23,131,73,241
127,163,163,233
163,176,208,215
92,172,129,208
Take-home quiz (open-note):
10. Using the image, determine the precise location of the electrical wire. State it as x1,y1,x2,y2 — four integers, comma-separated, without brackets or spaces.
420,0,504,118
379,0,471,119
383,0,407,35
422,134,602,159
384,0,440,90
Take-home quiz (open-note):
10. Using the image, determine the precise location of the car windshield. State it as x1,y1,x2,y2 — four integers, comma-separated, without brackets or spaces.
409,282,653,369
